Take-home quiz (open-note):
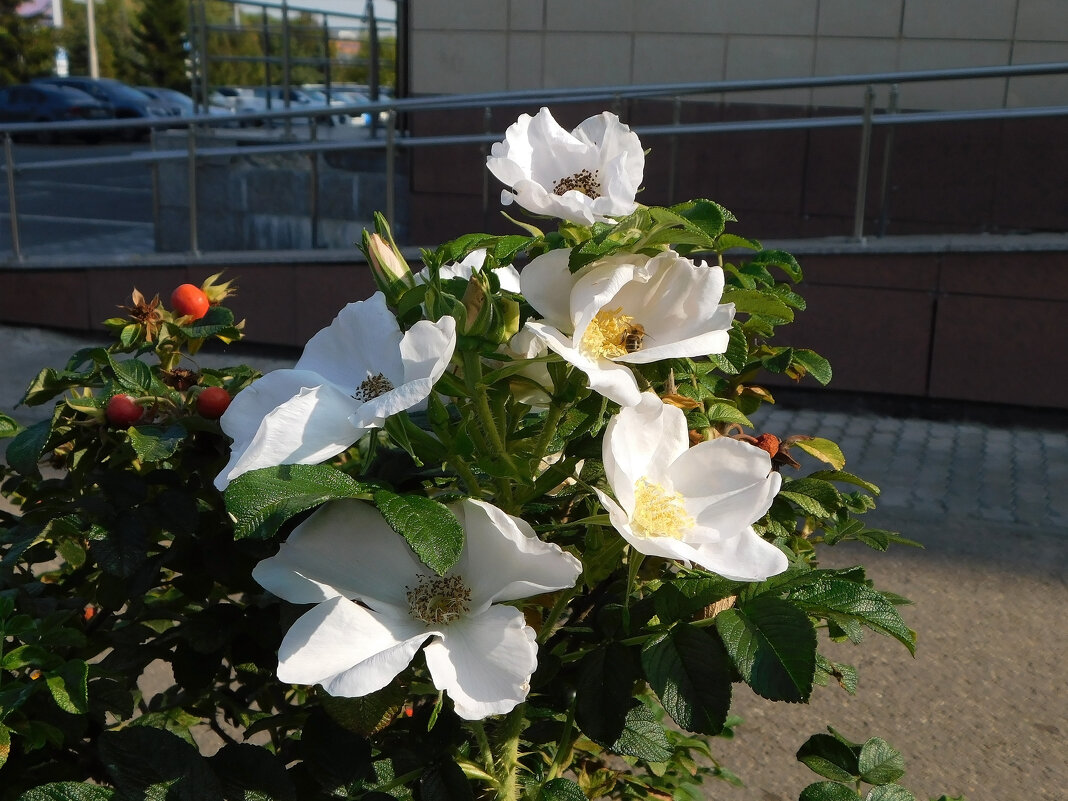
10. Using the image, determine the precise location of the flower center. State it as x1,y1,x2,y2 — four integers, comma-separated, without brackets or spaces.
406,574,472,626
630,478,694,540
353,372,395,402
553,168,601,199
579,307,645,359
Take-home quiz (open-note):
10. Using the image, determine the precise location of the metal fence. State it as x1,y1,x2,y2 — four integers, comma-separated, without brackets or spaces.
2,61,1068,262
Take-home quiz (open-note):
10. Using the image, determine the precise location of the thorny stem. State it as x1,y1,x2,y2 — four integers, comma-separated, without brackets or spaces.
545,698,578,784
461,350,520,508
495,703,527,801
468,720,496,776
537,588,578,645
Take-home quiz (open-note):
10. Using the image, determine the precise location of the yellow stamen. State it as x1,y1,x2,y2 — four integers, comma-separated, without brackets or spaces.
630,478,694,540
580,307,637,359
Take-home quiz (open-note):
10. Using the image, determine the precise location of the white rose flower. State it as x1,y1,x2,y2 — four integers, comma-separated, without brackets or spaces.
487,108,644,225
520,248,735,407
596,393,788,582
252,498,582,720
416,248,522,293
214,292,456,490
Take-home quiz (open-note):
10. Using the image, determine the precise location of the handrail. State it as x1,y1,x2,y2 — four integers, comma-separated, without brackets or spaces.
3,62,1068,262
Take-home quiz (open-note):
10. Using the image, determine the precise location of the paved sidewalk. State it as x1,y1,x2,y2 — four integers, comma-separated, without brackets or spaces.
1,324,1065,800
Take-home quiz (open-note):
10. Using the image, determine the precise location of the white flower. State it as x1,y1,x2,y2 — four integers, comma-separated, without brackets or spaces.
417,248,522,294
214,292,456,490
520,248,735,407
596,393,787,582
487,108,644,225
252,498,582,720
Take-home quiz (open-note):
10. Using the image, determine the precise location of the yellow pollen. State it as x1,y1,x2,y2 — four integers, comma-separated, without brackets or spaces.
580,307,638,359
630,478,694,540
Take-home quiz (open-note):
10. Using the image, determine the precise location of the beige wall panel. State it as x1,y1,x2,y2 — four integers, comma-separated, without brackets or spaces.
896,40,1012,108
1006,42,1068,107
545,0,635,32
811,38,900,106
507,33,545,90
632,33,726,84
724,35,816,104
1015,0,1068,41
542,32,634,87
632,0,733,34
410,31,509,94
707,0,818,36
509,0,545,31
411,0,508,31
901,0,1018,40
817,0,903,37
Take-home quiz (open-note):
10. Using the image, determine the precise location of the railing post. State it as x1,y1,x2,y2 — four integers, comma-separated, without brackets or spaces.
187,125,199,254
877,84,899,238
852,85,875,241
309,118,319,248
3,133,22,262
386,108,396,226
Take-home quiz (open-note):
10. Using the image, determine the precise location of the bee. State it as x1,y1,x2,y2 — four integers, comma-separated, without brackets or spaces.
619,323,647,354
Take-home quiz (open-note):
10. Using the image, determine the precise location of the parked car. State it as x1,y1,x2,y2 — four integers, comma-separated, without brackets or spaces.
250,86,348,126
137,87,236,125
33,76,172,139
0,83,114,143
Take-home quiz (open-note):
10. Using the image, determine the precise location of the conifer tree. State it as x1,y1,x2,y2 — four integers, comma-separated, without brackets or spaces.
132,0,188,90
0,0,55,84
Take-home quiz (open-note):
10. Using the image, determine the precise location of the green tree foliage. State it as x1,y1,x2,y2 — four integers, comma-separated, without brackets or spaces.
0,0,54,84
132,0,188,90
57,0,138,82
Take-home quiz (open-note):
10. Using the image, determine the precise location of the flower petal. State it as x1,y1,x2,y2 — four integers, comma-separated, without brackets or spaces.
423,604,538,719
253,498,425,609
452,499,581,609
684,526,789,582
525,322,642,407
350,315,457,429
215,371,362,490
519,248,576,331
296,292,405,389
277,596,432,697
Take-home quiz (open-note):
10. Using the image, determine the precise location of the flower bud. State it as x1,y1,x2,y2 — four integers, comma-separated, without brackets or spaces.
363,231,415,306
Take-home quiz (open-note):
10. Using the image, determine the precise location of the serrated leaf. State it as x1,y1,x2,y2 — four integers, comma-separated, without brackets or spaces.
749,249,803,282
790,577,917,655
799,781,863,801
669,198,732,239
300,709,373,796
540,778,586,801
6,418,51,477
865,786,915,801
109,356,153,392
0,413,19,438
420,760,474,801
128,424,186,463
704,402,753,427
374,490,464,576
0,724,9,770
91,512,149,578
722,289,795,324
611,702,674,762
224,464,371,540
715,596,817,703
796,733,860,783
858,737,906,785
178,306,236,339
46,659,89,714
779,478,843,518
792,349,833,385
321,683,405,737
19,367,92,407
706,326,749,374
16,784,115,801
792,438,846,470
576,643,639,746
210,743,297,801
99,727,224,801
641,623,732,735
807,470,880,495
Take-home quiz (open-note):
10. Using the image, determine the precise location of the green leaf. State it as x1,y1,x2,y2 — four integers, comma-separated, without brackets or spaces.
799,782,863,801
866,787,916,801
576,643,640,746
722,289,795,324
91,512,149,578
420,760,474,801
0,413,21,438
807,470,881,495
669,198,732,239
611,702,674,762
749,249,803,282
1,644,54,670
704,402,753,427
0,724,9,770
792,438,846,470
46,659,89,714
704,325,749,375
128,424,186,463
109,356,153,392
211,743,297,801
540,778,586,801
178,306,237,339
19,367,93,407
796,733,861,783
16,784,116,801
6,418,51,477
779,478,843,518
374,490,464,576
641,623,732,735
99,727,224,801
715,596,817,703
300,709,373,797
224,464,371,540
790,577,917,655
858,738,906,786
792,349,833,385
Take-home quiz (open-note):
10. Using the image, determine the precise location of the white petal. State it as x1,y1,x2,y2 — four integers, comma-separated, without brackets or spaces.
215,372,362,490
277,596,432,697
569,257,639,340
296,292,405,390
451,499,581,609
423,605,538,719
525,322,642,407
519,249,576,331
685,526,789,582
253,498,425,608
350,315,457,429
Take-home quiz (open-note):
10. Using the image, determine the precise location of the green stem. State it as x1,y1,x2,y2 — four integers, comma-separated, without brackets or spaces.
622,549,645,634
545,699,577,783
461,350,520,508
374,767,425,794
447,454,483,496
495,703,527,801
469,720,495,776
537,589,577,645
530,401,566,468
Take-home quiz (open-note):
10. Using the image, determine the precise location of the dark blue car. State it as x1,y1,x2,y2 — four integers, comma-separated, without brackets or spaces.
33,76,172,139
0,83,114,143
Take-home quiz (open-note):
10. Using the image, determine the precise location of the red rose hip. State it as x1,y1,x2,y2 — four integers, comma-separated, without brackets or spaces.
196,386,231,419
106,394,143,427
171,283,210,320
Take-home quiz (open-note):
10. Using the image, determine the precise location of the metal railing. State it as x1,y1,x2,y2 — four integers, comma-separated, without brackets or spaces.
2,61,1067,262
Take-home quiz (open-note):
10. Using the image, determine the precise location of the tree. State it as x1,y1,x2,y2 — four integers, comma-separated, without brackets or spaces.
0,0,55,84
58,0,138,82
132,0,188,90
